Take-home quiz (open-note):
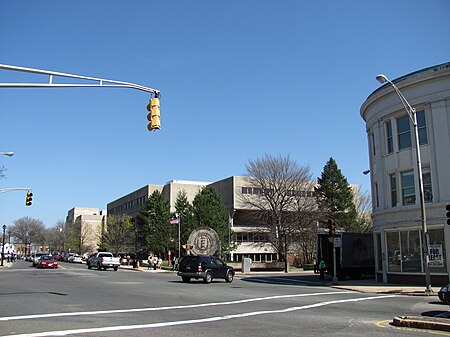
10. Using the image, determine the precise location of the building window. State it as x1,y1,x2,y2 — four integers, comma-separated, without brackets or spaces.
423,170,432,203
417,110,428,145
375,183,379,208
241,187,252,195
390,174,397,207
386,232,401,272
400,230,421,272
401,171,415,205
386,121,394,154
371,132,376,156
429,228,446,273
397,115,412,150
376,233,382,272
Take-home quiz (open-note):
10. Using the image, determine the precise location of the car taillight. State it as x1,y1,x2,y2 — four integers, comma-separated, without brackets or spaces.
198,263,202,272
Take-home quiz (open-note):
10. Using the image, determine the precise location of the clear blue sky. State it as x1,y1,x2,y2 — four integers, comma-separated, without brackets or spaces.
1,1,449,228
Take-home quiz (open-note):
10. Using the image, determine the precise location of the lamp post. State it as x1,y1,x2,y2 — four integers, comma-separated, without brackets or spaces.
1,152,14,157
1,225,6,266
376,74,431,293
175,213,181,259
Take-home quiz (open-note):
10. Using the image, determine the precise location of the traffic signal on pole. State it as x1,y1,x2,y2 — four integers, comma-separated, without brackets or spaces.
327,219,336,237
25,191,33,206
146,97,160,131
446,205,450,225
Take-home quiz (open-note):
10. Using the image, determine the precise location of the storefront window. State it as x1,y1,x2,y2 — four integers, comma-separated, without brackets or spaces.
400,230,421,272
428,228,446,273
386,232,401,272
376,233,382,272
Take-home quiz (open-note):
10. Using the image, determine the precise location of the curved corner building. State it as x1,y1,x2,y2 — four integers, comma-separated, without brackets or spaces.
361,62,450,284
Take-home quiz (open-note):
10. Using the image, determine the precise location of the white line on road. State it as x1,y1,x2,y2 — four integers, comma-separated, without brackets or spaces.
0,291,353,321
1,294,398,337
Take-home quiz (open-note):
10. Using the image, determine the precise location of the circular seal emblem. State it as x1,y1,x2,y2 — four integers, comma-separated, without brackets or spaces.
188,227,221,256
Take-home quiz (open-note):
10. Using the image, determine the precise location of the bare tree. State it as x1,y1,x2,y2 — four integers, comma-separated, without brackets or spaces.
10,217,46,253
355,187,372,232
0,165,5,180
45,220,67,252
242,154,318,269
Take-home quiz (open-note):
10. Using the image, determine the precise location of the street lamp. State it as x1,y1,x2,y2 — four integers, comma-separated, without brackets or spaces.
376,74,431,293
175,213,181,259
1,225,6,266
1,152,14,157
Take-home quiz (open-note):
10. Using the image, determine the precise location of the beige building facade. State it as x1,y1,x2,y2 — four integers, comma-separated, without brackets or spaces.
361,62,450,284
66,207,107,254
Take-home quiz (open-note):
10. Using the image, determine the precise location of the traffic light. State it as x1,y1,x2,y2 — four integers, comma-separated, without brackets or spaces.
25,191,33,206
446,205,450,225
146,97,160,131
327,219,336,237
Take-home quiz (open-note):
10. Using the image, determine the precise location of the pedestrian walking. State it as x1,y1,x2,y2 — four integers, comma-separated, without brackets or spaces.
318,259,326,280
157,257,162,269
147,255,152,270
153,255,158,270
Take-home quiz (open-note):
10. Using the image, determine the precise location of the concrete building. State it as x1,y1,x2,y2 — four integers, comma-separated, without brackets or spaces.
107,176,318,263
66,207,107,254
107,180,210,218
360,62,450,284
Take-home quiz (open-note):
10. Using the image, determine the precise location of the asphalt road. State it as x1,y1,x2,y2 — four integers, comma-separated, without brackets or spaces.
0,260,446,337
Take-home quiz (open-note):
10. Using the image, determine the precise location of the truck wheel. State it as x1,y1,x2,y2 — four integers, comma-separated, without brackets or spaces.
87,262,92,269
182,276,191,283
114,266,118,271
203,271,212,284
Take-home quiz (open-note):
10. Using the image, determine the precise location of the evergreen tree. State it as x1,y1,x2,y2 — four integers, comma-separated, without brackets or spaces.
136,190,171,257
315,157,359,232
174,190,196,248
192,186,230,255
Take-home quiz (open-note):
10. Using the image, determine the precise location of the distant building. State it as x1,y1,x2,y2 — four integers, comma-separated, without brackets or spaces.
65,207,107,254
107,180,210,217
361,62,450,284
107,176,319,263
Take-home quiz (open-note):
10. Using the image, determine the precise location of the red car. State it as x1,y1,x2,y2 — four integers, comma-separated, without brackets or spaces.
37,255,58,269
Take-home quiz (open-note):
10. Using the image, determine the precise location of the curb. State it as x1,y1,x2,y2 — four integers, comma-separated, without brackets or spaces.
393,316,450,332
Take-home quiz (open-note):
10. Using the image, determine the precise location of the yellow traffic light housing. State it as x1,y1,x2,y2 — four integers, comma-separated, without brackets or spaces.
146,97,160,131
26,191,33,206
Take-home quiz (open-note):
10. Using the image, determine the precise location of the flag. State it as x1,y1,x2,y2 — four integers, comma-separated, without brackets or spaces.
169,218,179,225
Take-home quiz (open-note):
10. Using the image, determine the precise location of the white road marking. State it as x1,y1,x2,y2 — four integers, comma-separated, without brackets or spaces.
1,294,397,337
0,291,353,321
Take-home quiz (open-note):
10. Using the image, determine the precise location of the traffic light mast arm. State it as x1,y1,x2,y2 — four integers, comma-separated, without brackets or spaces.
0,188,32,194
0,63,160,96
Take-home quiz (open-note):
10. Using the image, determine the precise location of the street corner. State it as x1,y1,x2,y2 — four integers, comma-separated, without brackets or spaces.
392,315,450,333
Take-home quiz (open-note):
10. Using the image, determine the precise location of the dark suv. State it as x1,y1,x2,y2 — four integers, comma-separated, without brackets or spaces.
177,255,234,283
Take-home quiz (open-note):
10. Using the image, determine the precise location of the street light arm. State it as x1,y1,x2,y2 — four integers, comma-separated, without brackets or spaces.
378,75,416,124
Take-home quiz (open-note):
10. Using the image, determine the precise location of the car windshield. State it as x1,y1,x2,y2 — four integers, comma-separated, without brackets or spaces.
41,256,53,261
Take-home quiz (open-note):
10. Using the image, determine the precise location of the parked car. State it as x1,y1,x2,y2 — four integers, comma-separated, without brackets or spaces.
177,255,234,283
32,253,49,267
68,254,83,263
37,255,58,269
438,283,450,303
64,253,75,262
87,252,120,271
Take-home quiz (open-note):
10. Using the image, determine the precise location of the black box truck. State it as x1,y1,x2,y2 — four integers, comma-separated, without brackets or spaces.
316,232,375,280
